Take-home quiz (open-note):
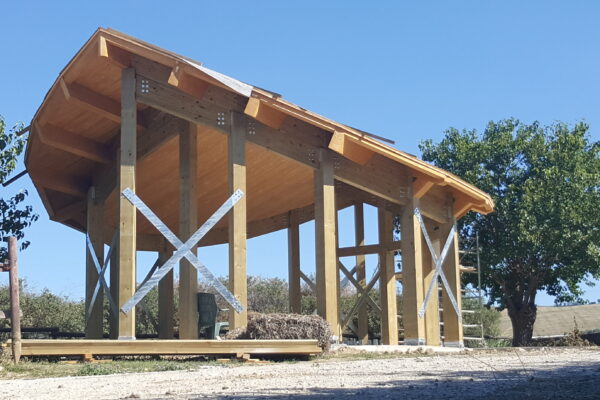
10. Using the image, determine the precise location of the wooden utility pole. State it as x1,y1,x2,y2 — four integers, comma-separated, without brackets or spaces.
7,237,21,363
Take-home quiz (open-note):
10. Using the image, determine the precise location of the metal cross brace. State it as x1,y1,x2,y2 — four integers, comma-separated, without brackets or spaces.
85,231,119,323
414,208,461,319
341,264,380,330
120,187,244,314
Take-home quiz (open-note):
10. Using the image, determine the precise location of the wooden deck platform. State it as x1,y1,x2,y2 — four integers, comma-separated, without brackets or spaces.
9,339,322,357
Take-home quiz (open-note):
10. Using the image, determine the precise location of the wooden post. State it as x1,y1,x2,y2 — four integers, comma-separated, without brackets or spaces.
441,207,463,347
378,206,399,345
400,180,426,345
118,67,137,339
228,111,247,330
314,149,339,338
354,202,368,344
8,237,21,363
109,238,119,339
85,186,104,339
158,241,174,339
288,209,302,313
422,219,441,346
179,122,199,339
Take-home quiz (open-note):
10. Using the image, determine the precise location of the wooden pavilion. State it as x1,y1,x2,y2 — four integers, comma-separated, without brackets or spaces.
24,28,493,350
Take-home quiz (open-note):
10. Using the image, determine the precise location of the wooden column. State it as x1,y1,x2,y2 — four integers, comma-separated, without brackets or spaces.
378,206,399,345
179,122,199,339
354,202,368,344
85,186,104,339
400,180,426,345
158,241,174,339
8,237,21,363
109,238,119,339
422,219,441,346
314,149,339,338
228,112,247,330
118,67,137,339
441,207,463,347
288,209,302,313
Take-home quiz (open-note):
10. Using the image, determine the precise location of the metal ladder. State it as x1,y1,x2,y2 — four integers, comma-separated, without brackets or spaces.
458,234,485,344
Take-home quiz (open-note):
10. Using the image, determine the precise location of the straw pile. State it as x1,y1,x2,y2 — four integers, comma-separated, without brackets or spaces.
225,312,332,351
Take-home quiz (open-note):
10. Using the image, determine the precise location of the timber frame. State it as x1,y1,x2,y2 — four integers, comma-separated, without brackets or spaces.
24,28,493,348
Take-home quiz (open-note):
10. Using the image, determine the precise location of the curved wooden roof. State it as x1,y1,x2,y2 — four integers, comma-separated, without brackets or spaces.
25,28,493,247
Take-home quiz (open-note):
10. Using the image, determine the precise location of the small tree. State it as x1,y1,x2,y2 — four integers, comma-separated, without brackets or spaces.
0,116,38,260
420,120,600,346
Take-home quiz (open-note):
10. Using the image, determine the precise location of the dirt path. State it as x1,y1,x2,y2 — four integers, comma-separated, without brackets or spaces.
1,348,599,399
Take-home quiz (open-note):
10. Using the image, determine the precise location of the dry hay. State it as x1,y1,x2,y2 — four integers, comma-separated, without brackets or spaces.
225,312,332,351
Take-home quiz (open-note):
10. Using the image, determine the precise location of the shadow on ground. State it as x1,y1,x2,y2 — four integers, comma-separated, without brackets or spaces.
147,360,600,400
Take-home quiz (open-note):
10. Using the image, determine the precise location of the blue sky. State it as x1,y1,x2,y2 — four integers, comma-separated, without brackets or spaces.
1,1,599,305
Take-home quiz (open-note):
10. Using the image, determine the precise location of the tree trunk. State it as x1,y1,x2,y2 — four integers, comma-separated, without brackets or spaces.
507,301,537,346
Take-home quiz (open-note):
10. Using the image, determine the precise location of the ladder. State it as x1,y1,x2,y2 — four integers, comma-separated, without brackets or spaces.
458,233,485,344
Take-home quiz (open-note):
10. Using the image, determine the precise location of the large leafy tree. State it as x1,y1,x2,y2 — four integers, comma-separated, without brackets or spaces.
0,116,38,261
420,119,600,346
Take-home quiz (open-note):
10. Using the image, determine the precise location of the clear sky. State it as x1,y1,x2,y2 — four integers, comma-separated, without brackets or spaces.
1,1,599,305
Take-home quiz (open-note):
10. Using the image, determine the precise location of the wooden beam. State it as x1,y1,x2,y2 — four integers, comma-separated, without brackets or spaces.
36,123,111,164
335,155,408,206
99,36,131,69
422,219,441,346
228,112,248,330
134,71,409,207
337,240,402,258
354,202,368,345
400,178,426,345
329,130,374,165
59,79,145,129
53,200,86,222
288,209,302,314
85,187,104,339
378,207,399,345
244,97,287,129
453,192,474,219
158,242,174,339
17,339,322,356
33,170,87,198
413,175,435,199
117,67,137,339
314,149,339,338
168,63,209,98
179,122,199,339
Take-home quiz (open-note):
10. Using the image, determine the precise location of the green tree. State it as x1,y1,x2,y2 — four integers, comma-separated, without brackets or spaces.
420,120,600,346
0,116,38,260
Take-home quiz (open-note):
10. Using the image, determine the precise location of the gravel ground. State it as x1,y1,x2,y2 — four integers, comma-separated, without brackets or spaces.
1,347,599,399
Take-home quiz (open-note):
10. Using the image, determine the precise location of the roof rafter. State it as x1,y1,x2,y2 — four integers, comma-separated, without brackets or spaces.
35,122,111,164
58,79,146,129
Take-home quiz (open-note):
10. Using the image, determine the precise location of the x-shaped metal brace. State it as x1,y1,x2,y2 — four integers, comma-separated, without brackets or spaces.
119,187,245,315
85,231,119,323
414,208,461,319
